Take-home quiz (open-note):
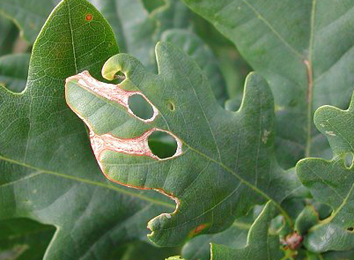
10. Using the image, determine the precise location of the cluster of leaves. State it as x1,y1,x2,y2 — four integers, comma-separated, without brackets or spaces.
1,0,354,259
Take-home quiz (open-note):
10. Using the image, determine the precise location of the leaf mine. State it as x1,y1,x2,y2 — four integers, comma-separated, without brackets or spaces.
90,128,183,162
65,71,183,165
65,43,301,247
66,71,159,122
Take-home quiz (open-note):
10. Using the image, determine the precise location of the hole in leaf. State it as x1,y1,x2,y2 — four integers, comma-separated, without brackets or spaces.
128,94,154,121
344,153,353,169
347,227,354,232
167,101,175,111
114,71,126,83
148,131,178,159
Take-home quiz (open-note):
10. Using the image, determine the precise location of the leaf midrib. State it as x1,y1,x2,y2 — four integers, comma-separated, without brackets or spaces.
0,155,174,209
233,0,318,158
305,0,317,157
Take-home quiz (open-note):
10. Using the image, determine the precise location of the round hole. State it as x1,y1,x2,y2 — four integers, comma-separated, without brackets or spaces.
148,131,178,159
114,71,126,83
347,227,354,232
128,94,154,121
167,101,175,111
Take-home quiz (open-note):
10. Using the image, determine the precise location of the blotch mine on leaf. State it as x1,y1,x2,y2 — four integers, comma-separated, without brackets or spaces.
90,128,182,162
66,71,159,123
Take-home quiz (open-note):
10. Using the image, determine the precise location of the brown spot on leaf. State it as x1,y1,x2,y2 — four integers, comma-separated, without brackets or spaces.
188,223,210,238
85,14,93,21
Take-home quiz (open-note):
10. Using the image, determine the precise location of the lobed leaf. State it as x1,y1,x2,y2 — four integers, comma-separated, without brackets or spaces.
297,93,354,252
0,0,176,259
210,202,283,260
65,41,301,246
181,0,354,168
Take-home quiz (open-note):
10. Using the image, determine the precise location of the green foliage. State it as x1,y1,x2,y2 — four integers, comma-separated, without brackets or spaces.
0,0,174,259
1,0,354,259
211,202,283,260
65,44,300,247
182,0,354,168
0,54,29,92
297,93,354,252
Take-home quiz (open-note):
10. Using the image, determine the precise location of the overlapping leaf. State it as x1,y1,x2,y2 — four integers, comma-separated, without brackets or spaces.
297,93,354,252
0,53,29,92
65,41,301,246
181,207,258,260
0,219,54,260
161,29,227,104
0,0,178,258
0,0,58,43
182,0,354,168
211,202,283,260
0,16,18,55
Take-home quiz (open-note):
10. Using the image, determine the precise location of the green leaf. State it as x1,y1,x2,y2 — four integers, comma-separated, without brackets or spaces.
0,218,54,260
322,250,354,260
210,202,283,260
1,0,229,102
161,29,227,104
181,209,257,260
0,16,18,55
181,0,354,167
152,0,193,39
118,241,181,260
0,0,58,43
0,0,175,258
297,93,354,252
294,205,318,236
65,41,300,246
141,0,165,13
0,53,30,93
90,0,157,68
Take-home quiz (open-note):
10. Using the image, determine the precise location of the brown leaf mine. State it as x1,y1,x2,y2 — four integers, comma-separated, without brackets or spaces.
90,128,183,161
66,71,159,122
65,71,183,163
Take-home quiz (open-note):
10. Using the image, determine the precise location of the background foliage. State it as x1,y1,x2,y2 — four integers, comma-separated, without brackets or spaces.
0,0,353,259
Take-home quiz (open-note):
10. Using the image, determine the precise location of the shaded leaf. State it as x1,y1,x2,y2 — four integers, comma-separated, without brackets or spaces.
182,0,354,167
141,0,165,13
0,0,58,43
0,218,55,260
89,0,157,68
0,15,18,55
0,0,174,259
181,209,258,260
294,205,318,236
65,42,300,246
210,202,283,260
297,93,354,252
0,53,30,92
161,29,227,104
119,241,181,260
